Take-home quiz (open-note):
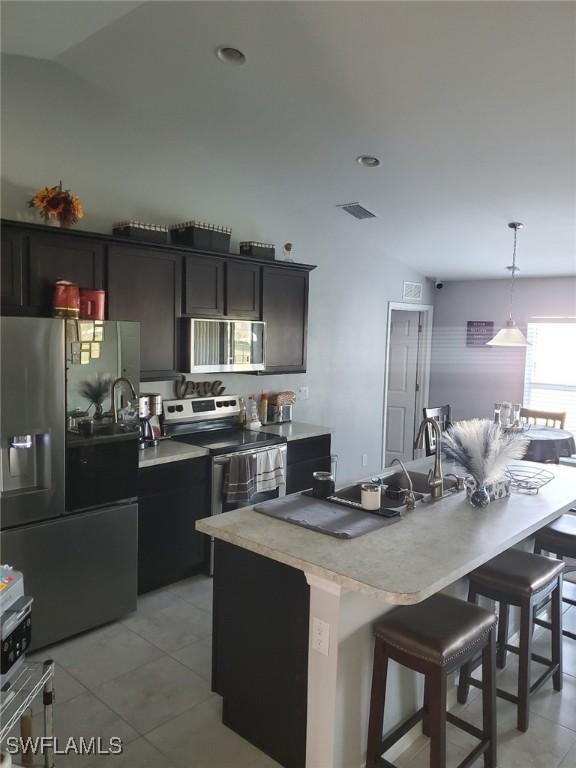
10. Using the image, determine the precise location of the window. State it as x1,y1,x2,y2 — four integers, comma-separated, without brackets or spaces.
523,320,576,432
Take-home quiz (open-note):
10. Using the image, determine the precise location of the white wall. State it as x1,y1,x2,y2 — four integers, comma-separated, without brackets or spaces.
430,277,576,421
1,54,433,481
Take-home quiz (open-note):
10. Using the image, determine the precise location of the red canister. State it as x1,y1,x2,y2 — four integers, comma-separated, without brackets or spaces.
53,281,80,318
80,289,105,320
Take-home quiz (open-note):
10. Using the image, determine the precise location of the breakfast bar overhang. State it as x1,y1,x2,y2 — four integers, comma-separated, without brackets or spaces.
197,457,576,768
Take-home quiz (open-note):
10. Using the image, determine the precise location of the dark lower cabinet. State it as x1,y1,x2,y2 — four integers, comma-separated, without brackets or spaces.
213,540,309,768
28,231,105,314
286,434,332,494
262,267,309,373
108,245,181,379
138,457,210,593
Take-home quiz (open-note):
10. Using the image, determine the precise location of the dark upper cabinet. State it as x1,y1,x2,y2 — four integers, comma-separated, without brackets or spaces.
226,262,261,320
1,227,26,310
108,245,181,379
184,254,225,317
28,232,105,314
262,267,309,373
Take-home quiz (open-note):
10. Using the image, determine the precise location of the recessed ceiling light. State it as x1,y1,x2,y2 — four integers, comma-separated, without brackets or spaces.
356,155,381,168
216,46,246,66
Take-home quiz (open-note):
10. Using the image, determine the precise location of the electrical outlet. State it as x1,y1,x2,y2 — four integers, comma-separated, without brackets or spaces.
298,386,309,401
362,453,368,467
311,617,330,656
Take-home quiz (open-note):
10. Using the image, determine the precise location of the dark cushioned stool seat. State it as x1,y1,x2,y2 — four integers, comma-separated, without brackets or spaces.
367,594,498,768
535,514,576,559
460,548,564,733
469,549,564,600
374,593,496,667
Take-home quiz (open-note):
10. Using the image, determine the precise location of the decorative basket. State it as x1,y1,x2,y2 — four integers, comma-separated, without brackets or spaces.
113,220,169,244
464,476,511,507
170,221,231,252
239,241,275,260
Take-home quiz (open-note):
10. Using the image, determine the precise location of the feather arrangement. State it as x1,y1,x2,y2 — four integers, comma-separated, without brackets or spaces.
442,419,529,485
78,374,112,418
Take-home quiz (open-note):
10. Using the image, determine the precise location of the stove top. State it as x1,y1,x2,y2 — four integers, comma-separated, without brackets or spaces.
173,428,286,456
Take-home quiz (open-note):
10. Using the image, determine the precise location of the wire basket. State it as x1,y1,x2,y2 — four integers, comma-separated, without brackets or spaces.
504,463,554,494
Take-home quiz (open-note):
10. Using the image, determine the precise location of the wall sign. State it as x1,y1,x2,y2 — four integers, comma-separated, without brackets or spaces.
466,321,494,347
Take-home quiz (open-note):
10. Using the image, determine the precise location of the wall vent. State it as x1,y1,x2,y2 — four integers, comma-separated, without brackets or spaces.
403,281,423,301
337,202,376,220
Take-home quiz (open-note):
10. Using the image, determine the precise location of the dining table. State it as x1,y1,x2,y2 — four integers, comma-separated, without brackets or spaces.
520,425,576,463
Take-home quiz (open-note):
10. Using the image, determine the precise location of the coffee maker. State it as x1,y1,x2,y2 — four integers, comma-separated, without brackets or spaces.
138,393,163,449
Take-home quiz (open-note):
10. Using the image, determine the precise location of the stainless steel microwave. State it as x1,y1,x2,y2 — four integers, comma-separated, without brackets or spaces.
182,318,266,373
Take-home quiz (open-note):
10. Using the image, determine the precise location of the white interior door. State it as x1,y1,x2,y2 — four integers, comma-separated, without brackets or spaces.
385,310,420,465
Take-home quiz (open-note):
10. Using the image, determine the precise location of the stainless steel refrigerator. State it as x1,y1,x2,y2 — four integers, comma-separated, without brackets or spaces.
1,317,140,649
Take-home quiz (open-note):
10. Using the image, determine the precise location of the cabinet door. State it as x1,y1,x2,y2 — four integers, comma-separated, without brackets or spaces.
1,227,26,310
286,436,332,494
138,459,210,593
226,262,261,319
262,268,308,373
108,245,180,379
28,232,104,314
184,254,225,317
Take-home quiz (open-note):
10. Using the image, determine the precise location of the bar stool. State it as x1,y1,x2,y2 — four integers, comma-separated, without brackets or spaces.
366,594,497,768
535,514,576,641
457,549,564,732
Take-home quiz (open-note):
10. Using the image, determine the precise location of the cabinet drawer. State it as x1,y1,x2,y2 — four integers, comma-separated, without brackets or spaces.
286,435,331,465
138,456,209,497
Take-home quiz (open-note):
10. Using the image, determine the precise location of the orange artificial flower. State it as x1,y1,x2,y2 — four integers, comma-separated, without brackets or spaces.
28,181,84,227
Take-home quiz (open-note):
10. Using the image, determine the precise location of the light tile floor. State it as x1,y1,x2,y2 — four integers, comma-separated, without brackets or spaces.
20,574,576,768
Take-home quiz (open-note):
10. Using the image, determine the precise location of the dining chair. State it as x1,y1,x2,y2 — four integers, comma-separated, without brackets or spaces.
422,405,452,456
519,408,566,429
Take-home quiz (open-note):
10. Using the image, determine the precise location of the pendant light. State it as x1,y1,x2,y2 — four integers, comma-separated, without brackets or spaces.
486,222,529,347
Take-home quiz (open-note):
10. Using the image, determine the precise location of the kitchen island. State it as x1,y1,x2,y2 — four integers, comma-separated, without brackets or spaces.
196,458,576,768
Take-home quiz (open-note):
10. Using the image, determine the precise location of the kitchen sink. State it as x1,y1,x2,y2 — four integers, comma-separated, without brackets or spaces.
334,471,460,510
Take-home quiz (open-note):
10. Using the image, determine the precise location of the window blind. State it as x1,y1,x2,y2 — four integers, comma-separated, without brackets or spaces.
523,320,576,432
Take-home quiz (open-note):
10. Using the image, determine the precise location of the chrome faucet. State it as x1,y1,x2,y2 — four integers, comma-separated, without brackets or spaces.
389,457,416,510
111,377,137,423
414,418,444,499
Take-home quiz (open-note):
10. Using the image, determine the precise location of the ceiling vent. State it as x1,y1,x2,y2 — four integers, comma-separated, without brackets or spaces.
403,281,423,301
337,202,376,220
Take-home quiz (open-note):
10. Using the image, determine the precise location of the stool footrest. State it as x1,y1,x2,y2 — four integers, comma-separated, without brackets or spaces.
379,709,424,755
455,740,490,768
530,664,559,695
446,713,484,741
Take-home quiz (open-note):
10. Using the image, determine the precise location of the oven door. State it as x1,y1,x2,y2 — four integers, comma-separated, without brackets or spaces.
210,444,287,573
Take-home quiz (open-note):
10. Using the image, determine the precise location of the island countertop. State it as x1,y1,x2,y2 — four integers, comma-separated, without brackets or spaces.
197,459,576,604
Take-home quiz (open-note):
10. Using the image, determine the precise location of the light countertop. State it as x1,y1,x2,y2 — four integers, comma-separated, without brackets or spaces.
196,458,576,604
139,440,209,468
138,421,331,468
259,421,331,441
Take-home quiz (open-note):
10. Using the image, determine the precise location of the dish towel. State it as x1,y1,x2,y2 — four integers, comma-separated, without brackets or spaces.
255,447,286,494
223,453,256,505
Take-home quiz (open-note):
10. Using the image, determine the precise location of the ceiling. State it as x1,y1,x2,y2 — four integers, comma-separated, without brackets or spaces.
2,1,575,279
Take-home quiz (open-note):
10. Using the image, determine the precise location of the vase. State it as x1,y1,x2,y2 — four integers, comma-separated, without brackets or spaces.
469,486,490,508
464,475,511,507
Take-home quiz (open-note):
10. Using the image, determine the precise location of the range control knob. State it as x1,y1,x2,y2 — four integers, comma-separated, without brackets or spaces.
167,406,176,413
176,405,184,412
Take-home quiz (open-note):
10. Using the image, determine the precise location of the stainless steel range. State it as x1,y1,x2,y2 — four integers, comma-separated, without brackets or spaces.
163,396,287,572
